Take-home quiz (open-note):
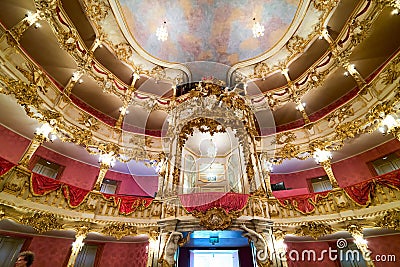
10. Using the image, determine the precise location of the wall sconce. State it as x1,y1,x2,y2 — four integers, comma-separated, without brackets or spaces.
99,153,116,168
378,114,399,134
313,148,332,163
35,123,57,142
252,18,265,38
263,159,274,173
156,21,168,42
119,106,130,115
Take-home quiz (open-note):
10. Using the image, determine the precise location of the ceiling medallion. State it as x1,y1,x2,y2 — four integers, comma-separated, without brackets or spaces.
252,18,265,38
191,207,241,230
156,21,168,42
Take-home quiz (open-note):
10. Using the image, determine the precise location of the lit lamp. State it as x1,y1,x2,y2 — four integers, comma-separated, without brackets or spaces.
347,225,374,267
252,18,265,38
18,122,57,167
313,148,339,188
67,227,89,267
262,159,274,196
378,113,400,140
156,21,168,42
93,152,116,191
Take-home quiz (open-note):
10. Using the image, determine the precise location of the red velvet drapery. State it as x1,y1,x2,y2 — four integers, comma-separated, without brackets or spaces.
179,192,249,213
0,156,15,177
277,191,330,214
344,170,400,205
31,173,90,208
62,184,90,208
276,170,400,211
102,194,153,215
31,173,153,211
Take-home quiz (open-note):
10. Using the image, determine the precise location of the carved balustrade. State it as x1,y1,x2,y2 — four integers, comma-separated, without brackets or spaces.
1,166,400,225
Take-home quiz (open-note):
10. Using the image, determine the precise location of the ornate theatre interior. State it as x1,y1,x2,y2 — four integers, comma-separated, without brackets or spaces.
0,0,400,266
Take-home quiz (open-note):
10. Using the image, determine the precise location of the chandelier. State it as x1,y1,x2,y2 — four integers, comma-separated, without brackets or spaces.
206,139,217,158
156,21,168,42
252,18,265,38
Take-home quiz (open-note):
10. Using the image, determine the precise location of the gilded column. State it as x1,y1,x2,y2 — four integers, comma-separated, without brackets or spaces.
320,160,339,188
18,134,46,168
313,149,339,188
93,151,116,191
347,225,375,267
67,226,89,267
273,229,288,267
93,163,110,191
18,123,56,167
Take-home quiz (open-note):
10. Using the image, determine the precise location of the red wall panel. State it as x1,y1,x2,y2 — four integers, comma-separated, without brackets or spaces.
99,242,148,267
26,236,71,267
0,125,30,164
367,233,400,267
285,241,340,267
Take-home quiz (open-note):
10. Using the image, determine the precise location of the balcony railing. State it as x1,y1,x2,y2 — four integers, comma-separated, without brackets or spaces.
1,164,400,223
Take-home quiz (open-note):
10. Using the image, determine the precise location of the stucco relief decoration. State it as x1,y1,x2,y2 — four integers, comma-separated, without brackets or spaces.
295,221,334,239
375,210,400,230
192,207,240,230
83,0,110,22
19,212,62,233
101,222,137,240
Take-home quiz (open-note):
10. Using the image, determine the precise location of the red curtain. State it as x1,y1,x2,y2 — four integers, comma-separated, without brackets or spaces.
31,173,61,196
102,194,153,215
343,179,376,206
344,170,400,206
277,191,330,214
0,156,15,177
62,185,90,208
179,192,249,213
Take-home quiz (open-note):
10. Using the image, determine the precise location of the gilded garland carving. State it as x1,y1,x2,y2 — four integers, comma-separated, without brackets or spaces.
101,222,137,240
273,132,297,145
286,35,307,54
313,0,340,11
294,222,334,239
82,0,110,22
178,117,226,149
375,210,400,230
191,207,241,230
380,55,400,85
0,76,43,112
252,62,270,79
78,113,100,131
19,212,62,233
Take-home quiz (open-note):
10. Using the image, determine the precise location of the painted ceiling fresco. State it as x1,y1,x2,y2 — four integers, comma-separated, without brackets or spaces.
119,0,300,66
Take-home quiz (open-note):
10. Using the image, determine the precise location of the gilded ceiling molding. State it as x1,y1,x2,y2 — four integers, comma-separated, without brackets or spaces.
243,0,383,109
